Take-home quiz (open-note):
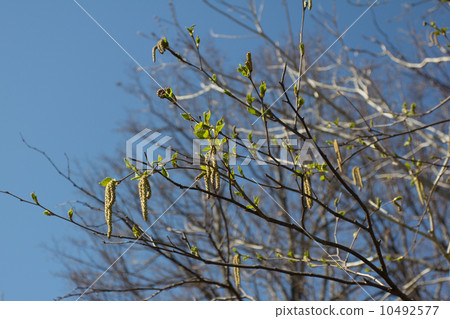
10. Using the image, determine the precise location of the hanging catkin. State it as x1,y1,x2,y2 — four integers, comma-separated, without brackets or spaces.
210,146,220,192
233,254,241,289
204,150,212,198
104,179,117,239
303,175,313,209
138,176,152,221
352,166,363,191
414,176,425,205
334,139,343,172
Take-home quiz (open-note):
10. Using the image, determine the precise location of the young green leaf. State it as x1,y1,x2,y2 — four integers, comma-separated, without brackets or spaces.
298,97,305,107
132,226,141,238
256,253,265,260
246,94,255,106
195,129,210,139
247,107,261,117
185,24,195,36
237,64,250,78
124,158,138,173
410,103,416,115
31,192,39,204
215,117,225,134
245,52,252,73
203,110,211,124
195,36,200,48
259,81,266,98
376,197,382,209
191,246,199,257
161,166,169,178
181,113,193,121
68,207,74,221
171,152,178,167
234,191,243,198
99,177,113,187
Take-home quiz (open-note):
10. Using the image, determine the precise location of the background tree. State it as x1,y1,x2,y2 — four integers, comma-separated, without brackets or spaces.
3,0,449,301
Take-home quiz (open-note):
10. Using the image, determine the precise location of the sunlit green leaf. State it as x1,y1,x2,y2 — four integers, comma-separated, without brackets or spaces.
259,81,266,98
68,207,73,221
31,192,39,204
247,107,261,117
99,177,112,187
215,117,225,134
43,210,52,216
203,110,211,124
256,253,265,260
161,166,169,177
181,113,193,121
171,152,178,167
185,24,195,36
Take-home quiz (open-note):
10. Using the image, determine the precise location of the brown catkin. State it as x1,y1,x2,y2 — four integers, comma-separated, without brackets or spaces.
195,171,206,180
209,147,216,185
214,161,220,192
204,172,211,198
414,176,425,205
104,179,117,239
139,176,152,221
352,166,363,191
152,45,157,63
209,146,220,193
233,254,241,289
204,150,212,198
157,39,167,53
245,52,252,73
303,175,313,209
334,139,343,172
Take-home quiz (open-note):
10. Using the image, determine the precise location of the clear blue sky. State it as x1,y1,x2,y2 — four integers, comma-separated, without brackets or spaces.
0,0,413,300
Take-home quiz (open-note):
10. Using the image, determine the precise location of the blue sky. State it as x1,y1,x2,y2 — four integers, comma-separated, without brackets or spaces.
0,0,414,300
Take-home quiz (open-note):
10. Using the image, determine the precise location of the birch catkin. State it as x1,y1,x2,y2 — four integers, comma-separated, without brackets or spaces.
303,175,313,209
138,176,152,221
209,147,216,186
204,146,221,197
104,179,117,239
233,254,241,289
204,150,212,198
333,139,343,172
352,166,363,191
414,176,425,205
210,146,220,192
152,38,169,63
